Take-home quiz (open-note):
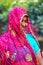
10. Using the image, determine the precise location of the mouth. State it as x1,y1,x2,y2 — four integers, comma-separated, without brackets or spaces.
22,25,27,28
21,26,27,32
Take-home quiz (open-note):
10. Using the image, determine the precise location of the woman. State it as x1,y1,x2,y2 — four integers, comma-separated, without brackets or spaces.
0,7,43,65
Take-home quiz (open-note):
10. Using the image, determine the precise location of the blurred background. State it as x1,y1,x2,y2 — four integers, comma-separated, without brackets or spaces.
0,0,43,50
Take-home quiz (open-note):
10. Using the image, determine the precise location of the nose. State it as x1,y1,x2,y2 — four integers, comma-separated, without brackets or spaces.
25,23,28,27
26,23,28,26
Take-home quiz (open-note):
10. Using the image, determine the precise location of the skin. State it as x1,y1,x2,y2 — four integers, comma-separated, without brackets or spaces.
20,15,43,65
20,15,37,41
20,16,28,35
10,15,43,65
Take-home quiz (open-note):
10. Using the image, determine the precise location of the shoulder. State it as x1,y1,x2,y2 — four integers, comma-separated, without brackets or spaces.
26,34,40,55
26,34,37,42
26,34,39,46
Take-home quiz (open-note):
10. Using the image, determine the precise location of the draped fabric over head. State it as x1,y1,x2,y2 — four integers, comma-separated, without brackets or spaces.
8,7,37,65
8,7,36,48
8,7,37,39
8,7,28,35
0,7,37,65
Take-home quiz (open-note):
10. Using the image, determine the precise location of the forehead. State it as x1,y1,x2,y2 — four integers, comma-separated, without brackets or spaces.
20,14,28,22
22,15,28,20
23,15,28,18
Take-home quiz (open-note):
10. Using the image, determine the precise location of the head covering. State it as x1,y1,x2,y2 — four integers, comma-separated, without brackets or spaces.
0,7,37,65
8,7,37,40
8,7,28,35
8,7,37,64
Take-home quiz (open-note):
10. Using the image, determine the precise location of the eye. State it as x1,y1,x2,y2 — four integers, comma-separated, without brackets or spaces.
22,20,23,22
24,19,28,23
22,19,28,23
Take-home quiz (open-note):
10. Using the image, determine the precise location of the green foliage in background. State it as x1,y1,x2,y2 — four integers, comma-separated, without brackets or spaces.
28,2,43,35
0,0,43,36
0,0,31,34
0,0,43,50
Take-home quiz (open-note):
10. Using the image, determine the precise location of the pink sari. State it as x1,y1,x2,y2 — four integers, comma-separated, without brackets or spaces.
0,7,37,65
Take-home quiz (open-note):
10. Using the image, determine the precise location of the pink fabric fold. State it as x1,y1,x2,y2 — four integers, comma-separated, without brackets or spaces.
0,7,37,65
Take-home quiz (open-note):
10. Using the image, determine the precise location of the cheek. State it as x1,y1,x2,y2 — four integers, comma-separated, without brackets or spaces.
21,22,24,25
22,21,26,26
21,23,28,28
26,23,28,26
20,22,24,27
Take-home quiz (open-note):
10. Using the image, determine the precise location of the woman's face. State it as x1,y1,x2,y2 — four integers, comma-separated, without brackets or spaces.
20,16,28,33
